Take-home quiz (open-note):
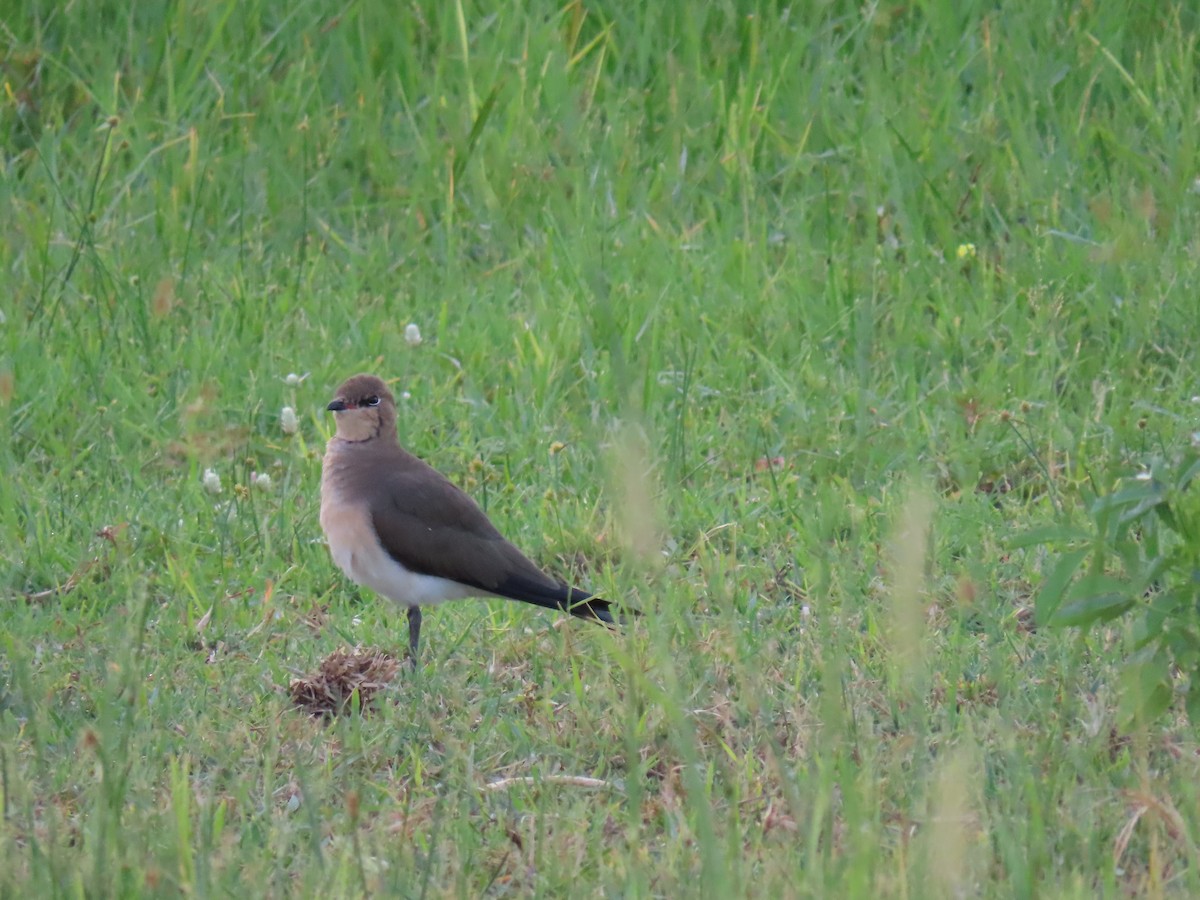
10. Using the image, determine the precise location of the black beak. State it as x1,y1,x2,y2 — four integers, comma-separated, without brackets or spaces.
327,399,348,412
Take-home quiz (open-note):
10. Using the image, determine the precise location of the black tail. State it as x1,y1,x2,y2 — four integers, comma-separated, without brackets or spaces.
561,590,618,625
488,573,634,626
551,588,641,627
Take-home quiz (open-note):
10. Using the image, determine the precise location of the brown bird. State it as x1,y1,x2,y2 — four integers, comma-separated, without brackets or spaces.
320,373,617,661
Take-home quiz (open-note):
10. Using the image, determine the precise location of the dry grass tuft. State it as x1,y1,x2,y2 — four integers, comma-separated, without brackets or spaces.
288,646,400,717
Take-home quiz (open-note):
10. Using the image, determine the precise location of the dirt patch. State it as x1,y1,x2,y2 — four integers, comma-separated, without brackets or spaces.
288,646,400,717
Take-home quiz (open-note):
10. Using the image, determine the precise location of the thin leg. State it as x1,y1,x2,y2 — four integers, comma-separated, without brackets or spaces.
407,606,422,666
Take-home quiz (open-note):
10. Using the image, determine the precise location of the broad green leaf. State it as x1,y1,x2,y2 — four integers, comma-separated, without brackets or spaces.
1113,540,1147,581
1118,490,1171,525
1155,501,1179,533
1136,554,1172,593
1176,455,1200,491
1049,574,1133,627
1164,626,1200,666
1091,482,1163,516
1132,590,1187,648
1119,653,1174,728
1006,525,1091,550
1131,614,1158,649
1187,678,1200,725
1035,547,1089,624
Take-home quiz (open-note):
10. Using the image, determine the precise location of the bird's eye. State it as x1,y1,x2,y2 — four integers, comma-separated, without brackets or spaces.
365,395,381,407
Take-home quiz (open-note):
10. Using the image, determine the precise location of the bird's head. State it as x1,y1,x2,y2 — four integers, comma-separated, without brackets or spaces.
327,373,397,442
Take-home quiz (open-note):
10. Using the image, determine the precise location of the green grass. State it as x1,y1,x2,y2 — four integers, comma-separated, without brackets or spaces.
3,0,1200,895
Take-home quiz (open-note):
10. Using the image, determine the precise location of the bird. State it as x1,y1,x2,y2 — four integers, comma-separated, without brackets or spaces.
320,373,619,662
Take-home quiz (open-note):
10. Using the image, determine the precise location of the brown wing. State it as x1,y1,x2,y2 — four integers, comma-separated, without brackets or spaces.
366,459,614,623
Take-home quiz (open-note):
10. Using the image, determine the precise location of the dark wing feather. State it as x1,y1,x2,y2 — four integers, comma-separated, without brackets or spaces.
367,460,614,623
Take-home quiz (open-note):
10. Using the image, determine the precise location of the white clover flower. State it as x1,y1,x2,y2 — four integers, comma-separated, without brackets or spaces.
253,472,272,489
202,468,222,494
280,406,298,435
404,323,422,347
400,391,412,400
284,372,308,386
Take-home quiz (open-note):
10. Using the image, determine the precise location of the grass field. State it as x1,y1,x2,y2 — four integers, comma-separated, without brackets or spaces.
3,0,1200,895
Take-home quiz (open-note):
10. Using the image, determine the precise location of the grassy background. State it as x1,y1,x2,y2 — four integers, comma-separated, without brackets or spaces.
3,0,1199,895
